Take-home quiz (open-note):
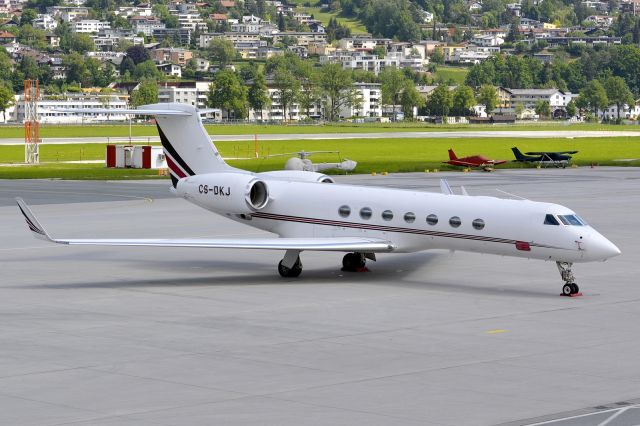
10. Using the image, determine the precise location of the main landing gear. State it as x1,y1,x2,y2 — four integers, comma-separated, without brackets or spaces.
277,251,372,277
557,261,581,296
342,252,367,272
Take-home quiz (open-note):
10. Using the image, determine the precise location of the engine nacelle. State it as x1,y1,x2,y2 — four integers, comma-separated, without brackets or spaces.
257,170,335,184
176,172,269,214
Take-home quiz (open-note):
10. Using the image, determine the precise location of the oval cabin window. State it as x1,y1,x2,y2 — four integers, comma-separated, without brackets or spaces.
338,205,351,218
381,210,394,221
449,216,462,228
472,218,485,230
360,207,372,220
426,214,438,225
404,212,416,223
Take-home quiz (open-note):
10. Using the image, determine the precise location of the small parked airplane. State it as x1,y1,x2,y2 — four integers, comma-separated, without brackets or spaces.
444,149,507,172
512,147,578,168
16,104,620,296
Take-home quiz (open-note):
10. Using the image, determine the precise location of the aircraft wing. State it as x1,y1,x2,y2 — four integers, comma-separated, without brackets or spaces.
17,199,395,253
445,160,478,167
492,160,508,165
525,151,578,155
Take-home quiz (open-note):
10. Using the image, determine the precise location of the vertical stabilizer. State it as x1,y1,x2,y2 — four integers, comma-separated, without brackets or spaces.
448,149,458,160
139,103,235,187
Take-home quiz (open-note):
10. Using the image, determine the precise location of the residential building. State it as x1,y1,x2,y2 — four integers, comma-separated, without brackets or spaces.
47,6,89,22
153,28,191,46
471,34,504,46
505,88,577,116
338,82,382,119
12,92,129,123
33,14,57,30
585,15,614,27
131,16,165,36
599,102,640,120
151,48,193,66
157,81,215,111
157,63,182,78
177,13,207,31
74,20,111,33
272,32,327,46
0,30,16,43
199,32,260,48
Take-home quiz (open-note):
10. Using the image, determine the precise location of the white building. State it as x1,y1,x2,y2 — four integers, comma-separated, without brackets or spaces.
339,83,382,119
74,20,111,33
599,102,640,120
131,17,165,36
157,81,212,109
471,34,504,47
12,93,129,124
33,14,57,30
177,13,207,31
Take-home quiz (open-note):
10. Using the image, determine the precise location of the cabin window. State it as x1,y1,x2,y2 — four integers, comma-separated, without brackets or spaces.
404,212,416,223
381,210,393,221
544,214,560,225
360,207,372,220
449,216,461,228
472,218,485,230
558,214,585,226
338,205,351,218
426,214,438,225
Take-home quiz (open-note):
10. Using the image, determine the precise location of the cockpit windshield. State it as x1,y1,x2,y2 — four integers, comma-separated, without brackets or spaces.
544,214,587,226
558,214,587,226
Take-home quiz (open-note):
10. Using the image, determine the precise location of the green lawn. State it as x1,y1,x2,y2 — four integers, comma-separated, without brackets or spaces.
288,0,368,33
434,66,470,85
2,136,638,179
1,121,639,139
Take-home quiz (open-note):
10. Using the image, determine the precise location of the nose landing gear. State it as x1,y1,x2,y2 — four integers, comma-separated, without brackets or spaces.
342,253,368,272
557,261,581,296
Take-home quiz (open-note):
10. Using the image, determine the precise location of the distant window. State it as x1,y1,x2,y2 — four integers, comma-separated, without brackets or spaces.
381,210,393,221
449,216,461,228
360,207,372,220
544,214,560,225
426,214,438,225
472,218,485,230
404,212,416,223
338,205,351,218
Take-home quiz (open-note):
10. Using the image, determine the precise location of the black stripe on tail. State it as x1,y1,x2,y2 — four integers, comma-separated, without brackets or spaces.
156,124,196,177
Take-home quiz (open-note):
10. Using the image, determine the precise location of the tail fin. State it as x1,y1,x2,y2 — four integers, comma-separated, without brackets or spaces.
16,198,55,242
511,147,524,160
448,149,457,160
141,104,234,187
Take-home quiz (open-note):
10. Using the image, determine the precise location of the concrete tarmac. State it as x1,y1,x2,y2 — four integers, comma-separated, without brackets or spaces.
0,167,639,426
2,130,640,145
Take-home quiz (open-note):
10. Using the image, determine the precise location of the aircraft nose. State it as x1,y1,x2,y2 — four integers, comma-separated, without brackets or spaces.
587,233,621,261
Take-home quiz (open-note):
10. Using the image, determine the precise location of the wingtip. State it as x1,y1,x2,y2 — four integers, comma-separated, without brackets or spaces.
16,198,52,241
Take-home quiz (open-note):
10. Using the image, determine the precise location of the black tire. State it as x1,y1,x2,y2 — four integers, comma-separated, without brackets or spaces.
562,284,573,296
342,253,365,271
571,283,579,294
278,258,302,278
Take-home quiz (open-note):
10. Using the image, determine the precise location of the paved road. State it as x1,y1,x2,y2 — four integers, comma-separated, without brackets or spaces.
1,168,639,426
2,130,640,145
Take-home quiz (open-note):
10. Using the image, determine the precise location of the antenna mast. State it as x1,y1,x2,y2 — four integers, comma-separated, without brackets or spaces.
24,79,40,164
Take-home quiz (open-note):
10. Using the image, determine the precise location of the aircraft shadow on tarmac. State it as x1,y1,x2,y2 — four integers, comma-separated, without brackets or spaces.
10,250,558,298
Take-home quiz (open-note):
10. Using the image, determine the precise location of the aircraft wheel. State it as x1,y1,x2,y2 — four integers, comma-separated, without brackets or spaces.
342,253,365,271
571,283,580,294
278,258,302,278
562,284,573,296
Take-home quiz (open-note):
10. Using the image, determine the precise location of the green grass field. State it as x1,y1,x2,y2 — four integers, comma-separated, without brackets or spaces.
434,66,469,84
1,121,639,139
1,136,638,179
288,0,368,33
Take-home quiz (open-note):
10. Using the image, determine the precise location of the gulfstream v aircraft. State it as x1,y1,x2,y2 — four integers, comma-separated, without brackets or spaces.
16,104,620,295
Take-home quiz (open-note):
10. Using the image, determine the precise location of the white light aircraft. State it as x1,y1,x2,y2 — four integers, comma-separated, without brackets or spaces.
17,104,621,295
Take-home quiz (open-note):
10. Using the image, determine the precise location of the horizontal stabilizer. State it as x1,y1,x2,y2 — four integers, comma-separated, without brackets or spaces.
16,199,395,253
54,107,192,116
440,179,453,195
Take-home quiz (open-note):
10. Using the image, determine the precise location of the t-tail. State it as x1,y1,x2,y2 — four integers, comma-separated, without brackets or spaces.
448,149,458,161
511,147,526,161
139,104,235,187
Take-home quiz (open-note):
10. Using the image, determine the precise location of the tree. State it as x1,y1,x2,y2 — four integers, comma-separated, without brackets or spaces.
68,33,95,54
208,39,236,68
534,100,551,119
426,84,452,116
0,84,15,122
604,76,634,120
477,84,498,115
451,85,475,116
273,65,300,121
207,70,248,119
515,102,525,118
126,45,150,65
248,71,271,121
130,79,158,107
430,47,444,65
579,80,609,119
20,8,37,26
278,12,286,31
380,67,407,120
318,63,357,121
133,60,162,80
400,83,425,119
119,56,136,78
566,100,577,118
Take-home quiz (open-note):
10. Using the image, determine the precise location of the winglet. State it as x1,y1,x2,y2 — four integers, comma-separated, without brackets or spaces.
15,198,56,242
440,179,453,195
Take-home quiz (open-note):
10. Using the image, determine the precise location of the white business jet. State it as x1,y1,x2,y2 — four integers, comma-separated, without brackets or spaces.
17,104,620,295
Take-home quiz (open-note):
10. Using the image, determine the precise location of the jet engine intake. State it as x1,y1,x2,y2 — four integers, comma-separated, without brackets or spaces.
176,172,270,214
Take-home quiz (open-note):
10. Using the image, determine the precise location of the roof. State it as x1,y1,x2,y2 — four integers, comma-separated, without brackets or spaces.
210,13,227,20
0,31,16,38
220,0,235,7
507,88,563,95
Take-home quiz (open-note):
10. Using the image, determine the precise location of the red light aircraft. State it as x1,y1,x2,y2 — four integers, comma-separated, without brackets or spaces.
444,149,507,172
